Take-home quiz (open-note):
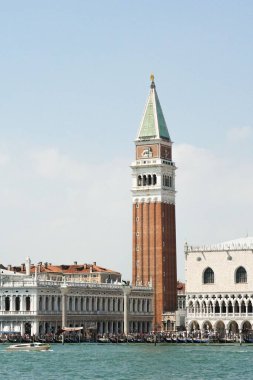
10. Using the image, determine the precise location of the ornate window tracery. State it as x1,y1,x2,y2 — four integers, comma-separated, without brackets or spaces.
236,266,247,283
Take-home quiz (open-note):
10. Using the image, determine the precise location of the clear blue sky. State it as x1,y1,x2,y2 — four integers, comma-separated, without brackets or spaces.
0,1,252,280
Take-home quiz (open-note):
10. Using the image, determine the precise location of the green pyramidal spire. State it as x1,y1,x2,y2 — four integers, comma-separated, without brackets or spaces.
137,74,171,141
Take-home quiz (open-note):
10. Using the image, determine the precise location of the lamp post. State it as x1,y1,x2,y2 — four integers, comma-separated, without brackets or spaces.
61,282,68,344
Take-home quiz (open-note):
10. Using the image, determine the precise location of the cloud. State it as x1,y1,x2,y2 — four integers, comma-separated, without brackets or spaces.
30,147,87,180
0,152,10,166
1,142,253,281
174,143,253,279
0,146,132,278
227,126,252,142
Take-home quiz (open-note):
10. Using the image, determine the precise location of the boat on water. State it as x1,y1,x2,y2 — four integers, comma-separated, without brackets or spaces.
6,342,51,352
192,338,209,344
218,338,235,344
244,338,253,343
177,338,187,343
97,336,111,343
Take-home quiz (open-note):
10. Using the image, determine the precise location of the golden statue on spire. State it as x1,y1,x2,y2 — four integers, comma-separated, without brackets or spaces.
150,73,155,82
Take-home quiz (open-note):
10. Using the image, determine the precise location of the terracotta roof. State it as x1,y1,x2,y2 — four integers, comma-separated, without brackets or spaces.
15,263,120,275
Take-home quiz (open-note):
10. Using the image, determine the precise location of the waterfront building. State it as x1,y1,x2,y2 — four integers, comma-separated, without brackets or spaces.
0,259,153,337
185,237,253,338
131,75,177,329
11,260,122,284
162,281,186,331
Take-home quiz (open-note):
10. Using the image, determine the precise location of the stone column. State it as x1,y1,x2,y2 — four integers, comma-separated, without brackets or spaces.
11,296,15,312
61,284,68,328
123,286,131,336
20,322,25,336
32,320,39,336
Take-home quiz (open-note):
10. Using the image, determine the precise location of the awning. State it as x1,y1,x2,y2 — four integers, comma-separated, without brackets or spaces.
62,327,83,332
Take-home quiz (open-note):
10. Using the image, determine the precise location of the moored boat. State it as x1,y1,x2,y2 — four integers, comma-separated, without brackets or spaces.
244,338,253,343
97,336,110,343
192,338,209,343
6,342,51,352
177,338,187,343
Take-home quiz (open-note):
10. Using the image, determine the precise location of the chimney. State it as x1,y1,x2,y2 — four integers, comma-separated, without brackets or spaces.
74,261,77,265
93,262,96,266
21,263,25,272
44,262,48,269
25,257,31,276
7,265,12,271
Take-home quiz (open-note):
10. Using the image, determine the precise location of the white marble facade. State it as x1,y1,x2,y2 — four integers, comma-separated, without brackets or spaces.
0,274,153,337
185,237,253,337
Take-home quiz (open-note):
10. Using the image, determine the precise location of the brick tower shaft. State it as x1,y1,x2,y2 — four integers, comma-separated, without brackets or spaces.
131,75,177,329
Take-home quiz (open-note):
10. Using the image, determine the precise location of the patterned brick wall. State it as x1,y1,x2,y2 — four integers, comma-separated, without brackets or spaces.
132,202,177,329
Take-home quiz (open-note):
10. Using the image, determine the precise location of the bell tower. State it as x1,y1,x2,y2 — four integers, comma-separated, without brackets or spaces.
131,75,177,329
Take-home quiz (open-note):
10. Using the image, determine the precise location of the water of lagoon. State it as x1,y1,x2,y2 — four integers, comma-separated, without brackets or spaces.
0,343,252,380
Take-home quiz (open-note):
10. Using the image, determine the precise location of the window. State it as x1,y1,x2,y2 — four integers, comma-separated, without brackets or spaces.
15,296,20,311
235,266,247,283
26,296,31,311
5,297,10,311
203,267,214,284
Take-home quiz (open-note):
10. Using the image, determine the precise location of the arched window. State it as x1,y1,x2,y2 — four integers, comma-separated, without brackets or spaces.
236,267,247,283
248,300,253,314
203,267,214,284
228,300,233,313
153,175,157,185
69,297,72,311
15,296,20,311
26,296,31,311
57,296,61,311
5,297,10,311
39,296,42,311
214,300,220,314
137,175,142,186
45,296,49,310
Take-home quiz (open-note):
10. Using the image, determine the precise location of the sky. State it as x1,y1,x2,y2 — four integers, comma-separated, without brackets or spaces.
0,0,252,281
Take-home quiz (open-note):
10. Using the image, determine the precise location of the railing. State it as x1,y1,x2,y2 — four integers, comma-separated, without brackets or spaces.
187,311,253,318
0,311,37,315
0,279,152,291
